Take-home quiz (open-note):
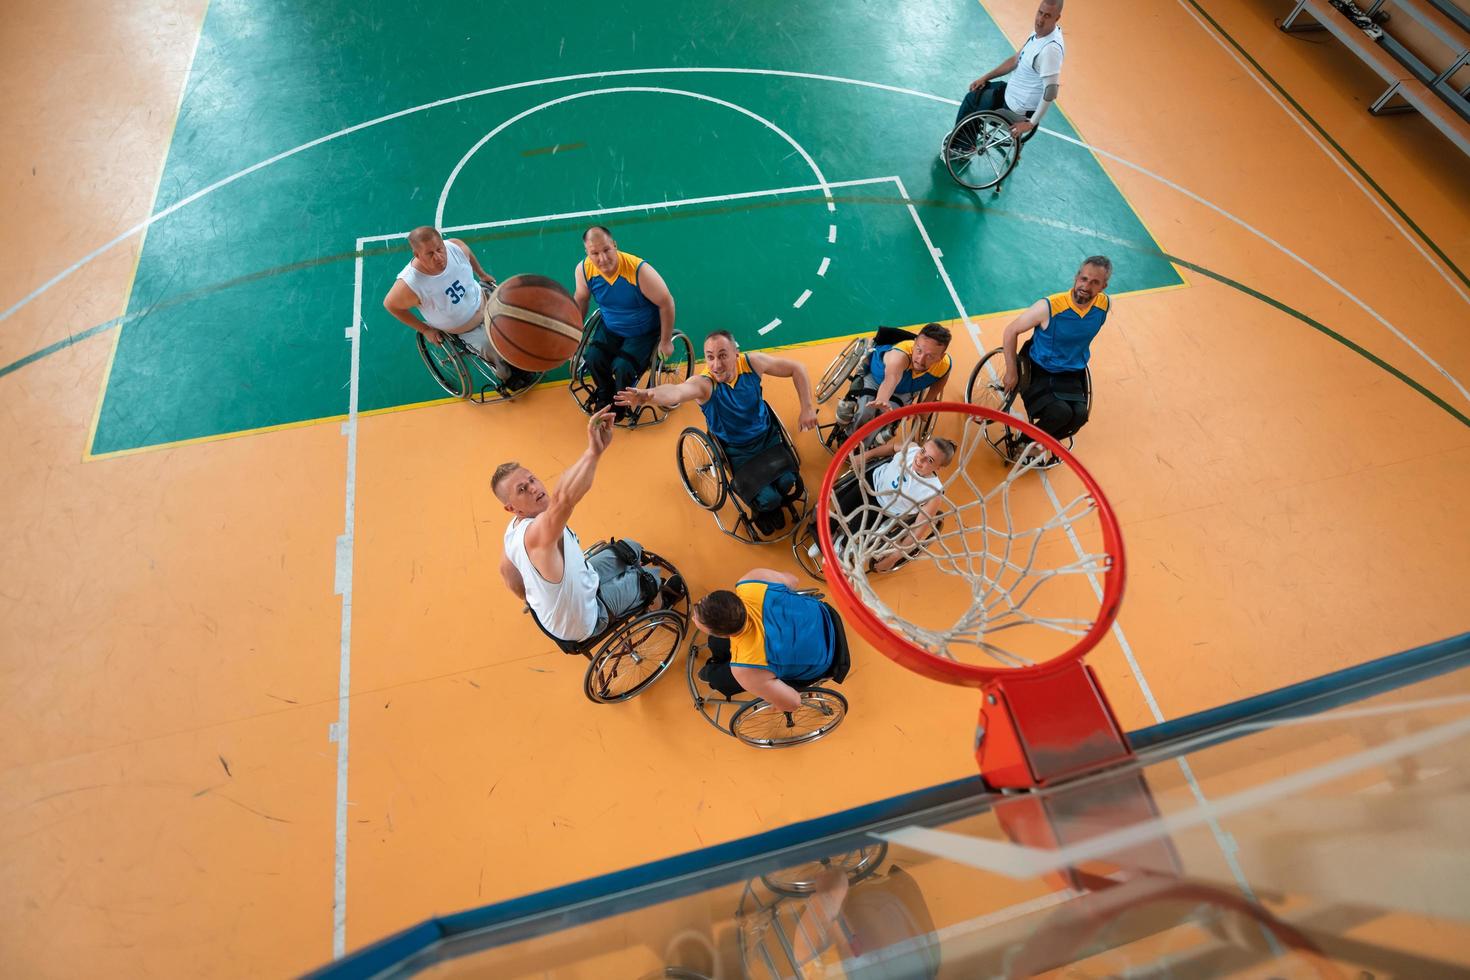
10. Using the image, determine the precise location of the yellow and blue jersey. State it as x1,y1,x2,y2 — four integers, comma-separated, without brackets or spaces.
700,353,770,448
868,339,952,396
1030,292,1109,373
583,251,660,337
728,580,834,682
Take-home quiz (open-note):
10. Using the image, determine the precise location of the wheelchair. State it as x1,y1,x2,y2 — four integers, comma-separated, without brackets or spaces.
675,407,809,545
965,345,1092,466
524,543,689,704
416,281,544,404
790,457,945,581
685,597,850,748
813,327,937,455
941,107,1037,193
568,309,695,429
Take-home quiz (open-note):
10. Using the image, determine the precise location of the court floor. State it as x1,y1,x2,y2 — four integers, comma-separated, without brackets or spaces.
2,0,1467,975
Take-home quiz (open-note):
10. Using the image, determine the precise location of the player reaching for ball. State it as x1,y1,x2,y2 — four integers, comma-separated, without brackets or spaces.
383,226,539,390
495,409,669,644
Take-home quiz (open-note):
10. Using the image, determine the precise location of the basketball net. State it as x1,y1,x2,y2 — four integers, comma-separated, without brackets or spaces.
817,402,1125,684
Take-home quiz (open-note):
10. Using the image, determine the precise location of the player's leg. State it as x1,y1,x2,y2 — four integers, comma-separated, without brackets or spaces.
588,538,662,619
699,635,748,698
950,80,1010,152
610,332,659,398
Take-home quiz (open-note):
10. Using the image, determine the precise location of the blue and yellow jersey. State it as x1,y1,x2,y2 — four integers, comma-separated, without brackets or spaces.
699,353,770,448
868,339,952,397
1030,291,1109,373
728,580,834,682
583,250,660,337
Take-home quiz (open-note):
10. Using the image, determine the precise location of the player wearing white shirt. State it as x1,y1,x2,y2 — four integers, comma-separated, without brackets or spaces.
951,0,1065,144
812,437,956,575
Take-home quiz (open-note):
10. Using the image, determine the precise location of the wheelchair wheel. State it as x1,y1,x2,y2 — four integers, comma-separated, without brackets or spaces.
416,333,472,399
730,688,848,748
676,427,729,513
625,330,695,427
566,309,602,415
791,511,827,582
966,347,1024,461
761,842,889,896
584,609,685,704
815,337,868,404
944,111,1021,191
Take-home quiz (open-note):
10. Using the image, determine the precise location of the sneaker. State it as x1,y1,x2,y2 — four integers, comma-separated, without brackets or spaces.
658,573,687,607
753,511,780,537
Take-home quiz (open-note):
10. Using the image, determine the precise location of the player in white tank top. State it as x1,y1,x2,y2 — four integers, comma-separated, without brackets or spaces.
381,226,523,376
504,519,600,641
952,0,1065,141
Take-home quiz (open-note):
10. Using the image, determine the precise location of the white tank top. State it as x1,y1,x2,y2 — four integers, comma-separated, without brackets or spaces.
397,241,483,331
505,517,600,642
873,445,945,517
1005,28,1065,113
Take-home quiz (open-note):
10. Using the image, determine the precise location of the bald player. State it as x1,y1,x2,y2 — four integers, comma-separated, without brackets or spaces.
383,226,536,388
572,226,676,416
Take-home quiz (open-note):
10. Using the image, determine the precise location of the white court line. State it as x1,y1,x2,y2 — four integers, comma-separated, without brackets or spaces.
817,257,831,277
362,177,894,244
793,289,813,309
1038,471,1256,898
893,173,1251,895
331,247,366,958
759,318,782,335
434,86,840,230
1039,128,1470,405
4,58,1462,405
1172,0,1470,307
880,708,1470,878
828,225,838,244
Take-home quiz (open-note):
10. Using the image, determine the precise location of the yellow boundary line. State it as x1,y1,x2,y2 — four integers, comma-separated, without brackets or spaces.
83,0,212,463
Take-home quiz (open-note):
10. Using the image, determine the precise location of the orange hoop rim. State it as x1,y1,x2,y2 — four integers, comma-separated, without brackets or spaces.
815,401,1126,688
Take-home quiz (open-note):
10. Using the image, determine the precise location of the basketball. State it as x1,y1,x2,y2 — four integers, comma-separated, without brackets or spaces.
485,274,584,372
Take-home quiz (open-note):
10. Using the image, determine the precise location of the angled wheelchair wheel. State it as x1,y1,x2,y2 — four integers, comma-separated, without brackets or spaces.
416,333,472,399
815,337,868,404
625,330,695,428
730,688,848,748
584,609,686,704
944,111,1020,191
791,511,827,582
966,346,1025,462
761,842,889,896
567,309,603,415
676,427,729,513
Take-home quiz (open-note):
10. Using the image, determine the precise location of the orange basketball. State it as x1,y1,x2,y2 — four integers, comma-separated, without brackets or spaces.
485,274,584,373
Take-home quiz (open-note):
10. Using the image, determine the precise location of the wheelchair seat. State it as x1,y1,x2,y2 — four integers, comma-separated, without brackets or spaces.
567,309,693,429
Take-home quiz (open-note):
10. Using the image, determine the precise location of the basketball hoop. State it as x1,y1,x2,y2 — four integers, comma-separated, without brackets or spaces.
816,402,1130,786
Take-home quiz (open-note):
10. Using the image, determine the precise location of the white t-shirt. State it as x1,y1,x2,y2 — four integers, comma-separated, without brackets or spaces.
1005,28,1065,113
505,517,600,642
872,446,945,518
397,241,484,331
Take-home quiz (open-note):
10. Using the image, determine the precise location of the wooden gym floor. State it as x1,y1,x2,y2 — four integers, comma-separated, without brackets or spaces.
1,0,1467,974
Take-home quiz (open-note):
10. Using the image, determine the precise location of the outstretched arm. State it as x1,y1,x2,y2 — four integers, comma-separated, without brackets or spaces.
748,351,817,431
614,374,711,411
731,666,803,712
524,408,615,554
871,348,910,410
638,264,676,359
1002,300,1049,391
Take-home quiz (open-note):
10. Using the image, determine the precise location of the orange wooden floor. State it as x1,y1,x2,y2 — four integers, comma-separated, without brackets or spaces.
2,0,1467,975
